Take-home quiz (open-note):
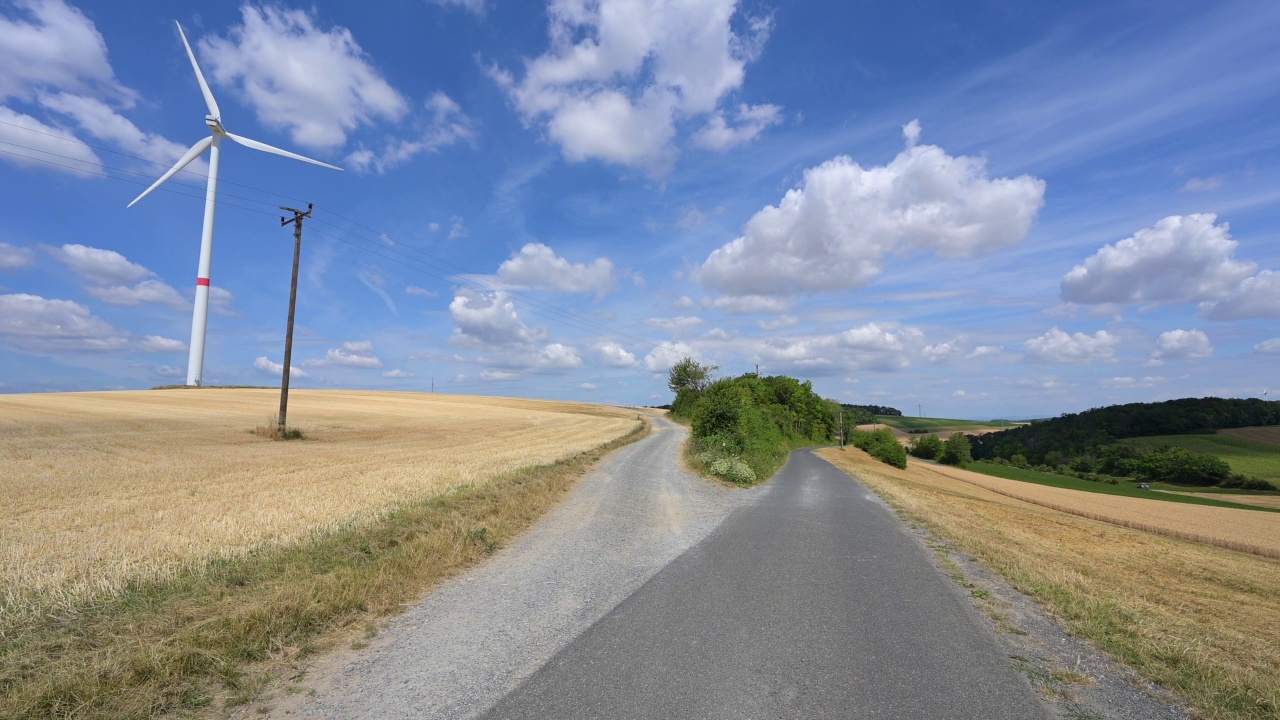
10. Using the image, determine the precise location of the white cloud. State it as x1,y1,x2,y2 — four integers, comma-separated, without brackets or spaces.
645,315,703,332
358,269,397,314
700,123,1045,297
0,105,100,175
492,0,775,170
303,340,382,368
643,341,695,373
37,91,205,174
208,286,240,317
479,369,518,381
49,243,149,284
449,216,467,240
0,0,132,103
1024,327,1119,364
749,323,922,374
254,355,308,378
706,294,793,314
496,242,614,295
1203,270,1280,320
1149,329,1212,364
201,5,407,150
1255,338,1280,355
450,289,546,348
0,242,35,271
138,335,186,353
922,340,964,364
691,103,783,151
677,204,707,228
86,279,188,310
345,91,476,173
596,342,637,367
153,364,184,378
902,119,922,147
428,0,486,15
0,292,129,351
1061,214,1256,305
382,369,414,379
579,382,597,390
405,285,438,297
1181,176,1224,192
967,345,1003,359
756,315,798,331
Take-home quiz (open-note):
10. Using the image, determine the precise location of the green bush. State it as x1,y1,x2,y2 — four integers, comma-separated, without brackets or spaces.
1136,445,1231,486
938,432,972,466
708,456,757,485
908,434,943,460
851,428,908,469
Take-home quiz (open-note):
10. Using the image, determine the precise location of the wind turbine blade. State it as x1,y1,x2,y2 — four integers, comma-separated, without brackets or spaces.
176,21,220,120
127,135,213,207
225,132,344,171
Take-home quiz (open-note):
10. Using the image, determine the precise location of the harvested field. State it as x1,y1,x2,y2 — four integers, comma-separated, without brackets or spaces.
1157,491,1280,510
0,389,639,622
816,447,1280,720
918,461,1280,558
1221,425,1280,448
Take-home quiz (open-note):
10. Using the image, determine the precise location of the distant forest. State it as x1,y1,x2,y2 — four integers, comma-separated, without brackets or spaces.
841,404,902,418
971,397,1280,466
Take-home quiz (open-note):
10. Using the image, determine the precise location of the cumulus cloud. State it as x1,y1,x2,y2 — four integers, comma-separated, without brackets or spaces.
496,242,614,295
1203,270,1280,320
756,315,798,331
967,345,1003,359
1148,329,1212,365
0,105,100,174
0,292,129,351
37,91,206,174
450,289,546,348
138,335,186,353
0,242,35,271
254,356,308,378
691,103,783,151
491,0,775,170
345,91,476,173
87,279,187,310
579,382,597,390
921,340,964,364
645,316,703,333
201,5,407,150
596,342,637,367
208,286,240,317
706,294,793,314
382,368,414,379
750,323,923,374
1024,327,1118,364
643,341,695,373
304,340,382,368
1061,214,1256,305
1256,338,1280,355
0,0,132,103
48,243,149,284
700,122,1045,297
480,369,518,381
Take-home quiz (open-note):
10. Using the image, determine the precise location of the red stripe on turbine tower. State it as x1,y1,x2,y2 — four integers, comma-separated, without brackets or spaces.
196,277,210,286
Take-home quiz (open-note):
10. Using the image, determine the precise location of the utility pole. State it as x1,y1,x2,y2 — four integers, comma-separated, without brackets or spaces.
839,410,844,448
919,403,923,418
277,203,312,434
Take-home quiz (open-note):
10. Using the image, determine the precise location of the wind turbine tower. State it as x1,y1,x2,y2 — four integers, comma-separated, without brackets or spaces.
129,22,342,386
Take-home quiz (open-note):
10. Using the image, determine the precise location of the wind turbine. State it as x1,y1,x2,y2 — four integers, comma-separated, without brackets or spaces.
129,22,342,387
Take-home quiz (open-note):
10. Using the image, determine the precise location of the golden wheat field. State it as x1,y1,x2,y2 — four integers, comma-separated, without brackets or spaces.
0,389,639,620
916,461,1280,556
815,447,1280,720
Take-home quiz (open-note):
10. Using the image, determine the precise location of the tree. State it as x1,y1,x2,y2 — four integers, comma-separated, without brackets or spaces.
938,432,972,466
908,434,944,460
667,357,718,394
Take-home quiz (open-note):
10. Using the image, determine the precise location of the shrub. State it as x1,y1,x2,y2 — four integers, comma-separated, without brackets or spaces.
708,456,757,485
938,432,972,466
908,434,944,460
851,428,908,469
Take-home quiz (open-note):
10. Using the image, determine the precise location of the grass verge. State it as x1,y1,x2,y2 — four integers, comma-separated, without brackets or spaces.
0,420,649,720
817,447,1280,720
966,461,1278,513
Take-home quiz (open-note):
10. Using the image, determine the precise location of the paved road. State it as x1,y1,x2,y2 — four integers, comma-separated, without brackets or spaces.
478,449,1049,720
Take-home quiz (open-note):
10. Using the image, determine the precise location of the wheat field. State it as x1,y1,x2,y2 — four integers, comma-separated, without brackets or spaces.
816,447,1280,720
0,389,639,621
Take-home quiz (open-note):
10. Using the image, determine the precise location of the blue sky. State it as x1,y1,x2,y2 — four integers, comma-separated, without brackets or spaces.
2,0,1278,418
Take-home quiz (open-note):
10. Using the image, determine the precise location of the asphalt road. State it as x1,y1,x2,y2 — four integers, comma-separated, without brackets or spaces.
478,448,1049,720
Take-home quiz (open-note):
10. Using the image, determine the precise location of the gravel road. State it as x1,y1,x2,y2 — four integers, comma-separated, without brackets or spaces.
266,415,757,719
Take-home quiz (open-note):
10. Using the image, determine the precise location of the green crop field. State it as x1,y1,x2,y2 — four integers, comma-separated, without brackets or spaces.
875,416,1013,433
1123,432,1280,481
965,462,1278,512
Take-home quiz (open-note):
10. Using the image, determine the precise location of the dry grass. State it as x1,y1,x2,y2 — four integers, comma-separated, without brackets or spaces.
1222,426,1280,447
0,389,638,624
917,462,1280,558
817,447,1280,720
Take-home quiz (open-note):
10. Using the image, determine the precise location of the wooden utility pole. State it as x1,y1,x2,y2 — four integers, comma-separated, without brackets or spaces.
277,203,312,434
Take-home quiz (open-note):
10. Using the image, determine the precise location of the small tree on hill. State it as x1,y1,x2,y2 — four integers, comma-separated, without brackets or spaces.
668,357,717,394
938,432,972,466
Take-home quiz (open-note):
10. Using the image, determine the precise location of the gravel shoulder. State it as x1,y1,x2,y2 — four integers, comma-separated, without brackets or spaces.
257,415,757,719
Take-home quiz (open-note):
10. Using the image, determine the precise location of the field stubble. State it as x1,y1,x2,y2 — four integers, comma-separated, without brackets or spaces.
0,389,638,624
817,447,1280,720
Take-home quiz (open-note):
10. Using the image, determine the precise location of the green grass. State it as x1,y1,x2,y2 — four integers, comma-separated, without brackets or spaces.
876,415,1013,433
965,462,1278,513
1123,433,1280,481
